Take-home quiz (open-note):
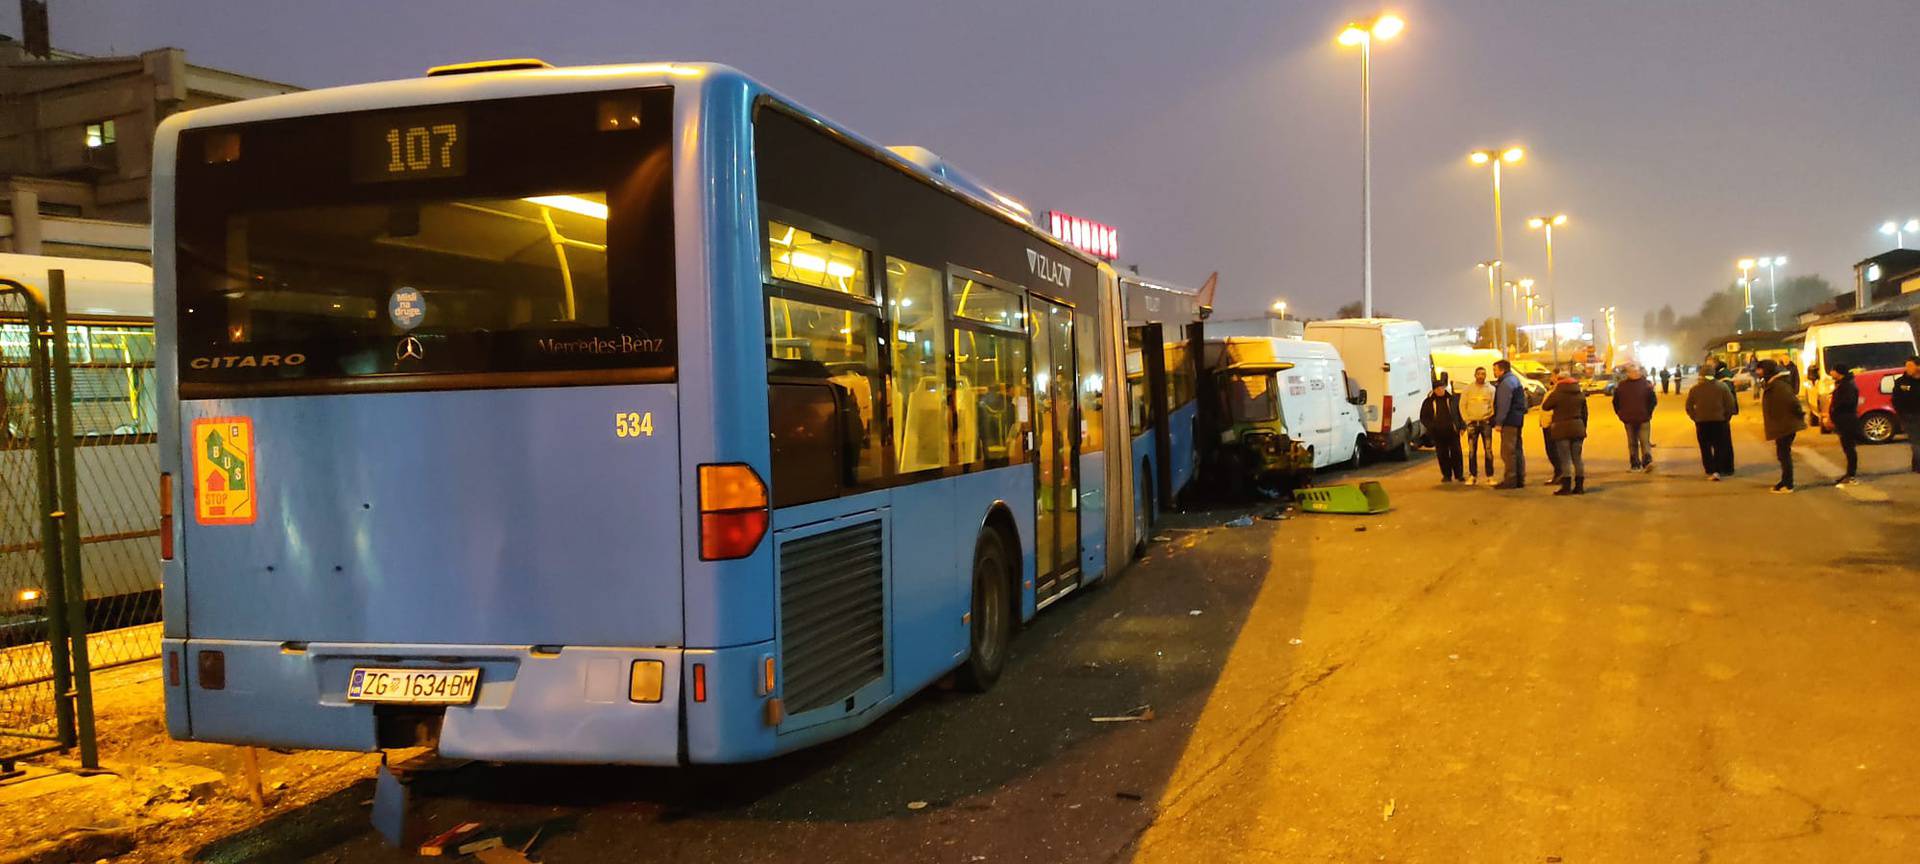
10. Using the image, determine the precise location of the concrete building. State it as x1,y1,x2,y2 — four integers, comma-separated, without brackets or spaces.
0,37,298,262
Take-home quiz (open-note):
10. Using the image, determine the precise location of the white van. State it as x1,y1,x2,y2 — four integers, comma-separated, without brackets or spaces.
1203,337,1367,480
1303,318,1433,459
1799,319,1917,423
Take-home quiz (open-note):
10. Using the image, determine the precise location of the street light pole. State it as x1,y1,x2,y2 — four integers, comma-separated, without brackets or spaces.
1737,258,1756,332
1339,14,1403,319
1477,259,1503,354
1757,255,1786,330
1527,213,1567,368
1881,219,1918,249
1471,146,1524,354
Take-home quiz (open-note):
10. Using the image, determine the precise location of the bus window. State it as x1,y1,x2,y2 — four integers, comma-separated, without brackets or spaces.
1075,312,1103,452
885,258,949,474
1125,328,1148,438
767,294,886,487
769,221,871,298
1164,341,1194,411
950,277,1023,329
953,327,1029,468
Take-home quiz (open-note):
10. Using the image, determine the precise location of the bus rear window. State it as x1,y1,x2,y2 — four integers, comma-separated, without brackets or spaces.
174,88,675,395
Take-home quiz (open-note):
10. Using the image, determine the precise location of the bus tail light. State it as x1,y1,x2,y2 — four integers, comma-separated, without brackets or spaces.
159,472,174,560
691,663,708,703
697,464,768,561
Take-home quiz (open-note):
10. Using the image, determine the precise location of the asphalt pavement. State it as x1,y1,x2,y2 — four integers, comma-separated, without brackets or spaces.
199,386,1920,864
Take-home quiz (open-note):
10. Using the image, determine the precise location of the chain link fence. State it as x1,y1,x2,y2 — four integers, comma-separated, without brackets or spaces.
0,271,149,767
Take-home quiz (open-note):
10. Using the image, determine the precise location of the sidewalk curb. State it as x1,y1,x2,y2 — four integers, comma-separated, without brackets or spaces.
0,825,139,864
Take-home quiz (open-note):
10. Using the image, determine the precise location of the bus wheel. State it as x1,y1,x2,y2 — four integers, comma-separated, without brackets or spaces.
956,531,1014,692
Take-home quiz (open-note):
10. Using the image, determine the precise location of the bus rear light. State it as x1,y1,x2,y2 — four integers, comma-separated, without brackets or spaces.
697,463,768,560
628,660,664,703
691,663,708,703
167,650,180,687
159,472,174,560
759,655,776,697
197,650,226,690
700,511,769,561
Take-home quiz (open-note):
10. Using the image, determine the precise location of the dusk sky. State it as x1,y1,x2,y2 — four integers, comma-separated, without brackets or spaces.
35,0,1920,335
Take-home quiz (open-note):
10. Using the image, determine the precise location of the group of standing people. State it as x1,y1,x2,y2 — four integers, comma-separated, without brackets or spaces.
1422,361,1663,495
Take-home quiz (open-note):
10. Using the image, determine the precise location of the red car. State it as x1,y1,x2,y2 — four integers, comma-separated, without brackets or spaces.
1824,368,1909,444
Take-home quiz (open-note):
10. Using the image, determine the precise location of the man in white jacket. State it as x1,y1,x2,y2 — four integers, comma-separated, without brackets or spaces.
1459,366,1497,485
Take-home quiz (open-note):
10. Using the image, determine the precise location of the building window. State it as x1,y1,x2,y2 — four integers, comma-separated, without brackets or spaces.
85,120,117,149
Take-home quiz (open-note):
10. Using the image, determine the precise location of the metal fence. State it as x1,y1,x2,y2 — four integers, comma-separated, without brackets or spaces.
0,271,134,769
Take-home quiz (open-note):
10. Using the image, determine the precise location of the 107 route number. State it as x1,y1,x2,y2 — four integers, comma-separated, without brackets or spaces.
615,411,655,438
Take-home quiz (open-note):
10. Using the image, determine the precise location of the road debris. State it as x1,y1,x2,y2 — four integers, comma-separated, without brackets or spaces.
1091,705,1156,723
419,821,484,856
1224,515,1255,527
474,846,538,864
1115,791,1144,801
906,800,929,810
1188,609,1203,616
1288,638,1303,645
1382,798,1396,821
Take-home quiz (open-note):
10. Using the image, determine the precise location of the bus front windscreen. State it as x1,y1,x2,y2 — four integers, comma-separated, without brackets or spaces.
173,88,676,395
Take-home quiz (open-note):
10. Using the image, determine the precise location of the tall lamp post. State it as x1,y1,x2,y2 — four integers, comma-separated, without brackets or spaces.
1756,255,1786,329
1881,219,1919,249
1470,146,1525,350
1516,278,1536,327
1337,13,1404,318
1526,213,1568,367
1270,300,1289,320
1477,259,1503,353
1736,258,1756,332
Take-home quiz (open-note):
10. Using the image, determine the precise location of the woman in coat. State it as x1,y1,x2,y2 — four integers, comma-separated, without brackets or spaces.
1825,365,1861,486
1539,375,1589,495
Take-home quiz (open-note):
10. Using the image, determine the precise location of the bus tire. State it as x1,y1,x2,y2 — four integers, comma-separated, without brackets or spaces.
955,531,1014,692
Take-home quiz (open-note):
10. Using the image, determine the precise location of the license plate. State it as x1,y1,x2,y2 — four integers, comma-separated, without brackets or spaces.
347,667,480,705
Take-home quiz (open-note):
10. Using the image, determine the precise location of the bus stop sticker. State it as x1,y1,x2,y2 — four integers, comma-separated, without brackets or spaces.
194,416,257,525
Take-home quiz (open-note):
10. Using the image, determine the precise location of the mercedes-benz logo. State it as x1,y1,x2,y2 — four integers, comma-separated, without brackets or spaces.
396,335,425,362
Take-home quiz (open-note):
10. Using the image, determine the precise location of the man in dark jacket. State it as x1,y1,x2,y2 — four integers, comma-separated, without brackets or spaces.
1659,367,1672,394
1894,356,1920,474
1758,359,1805,493
1685,369,1738,479
1491,360,1529,488
1612,364,1658,471
1420,377,1465,483
1826,365,1862,485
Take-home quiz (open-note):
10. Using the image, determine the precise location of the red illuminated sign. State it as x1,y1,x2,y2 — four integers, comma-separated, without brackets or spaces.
1047,211,1118,260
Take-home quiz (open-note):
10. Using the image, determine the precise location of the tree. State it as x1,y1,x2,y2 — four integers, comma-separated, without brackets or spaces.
1657,304,1677,334
1471,317,1533,353
1642,310,1658,338
1333,300,1393,319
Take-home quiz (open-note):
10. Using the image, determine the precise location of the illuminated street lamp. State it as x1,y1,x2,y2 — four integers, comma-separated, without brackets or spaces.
1880,218,1919,249
1526,213,1568,366
1470,145,1524,350
1477,259,1504,353
1517,278,1537,324
1755,255,1786,329
1337,13,1405,318
1737,258,1756,332
1270,299,1289,320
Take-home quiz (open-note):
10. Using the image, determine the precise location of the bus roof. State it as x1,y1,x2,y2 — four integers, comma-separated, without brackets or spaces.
0,253,152,319
155,60,1099,272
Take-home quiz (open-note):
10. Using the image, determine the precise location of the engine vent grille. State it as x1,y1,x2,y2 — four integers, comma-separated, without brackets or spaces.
778,521,885,715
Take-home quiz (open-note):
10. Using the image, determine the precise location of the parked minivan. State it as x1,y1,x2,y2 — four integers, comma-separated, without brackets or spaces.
1303,318,1434,459
1203,337,1367,491
1800,319,1917,426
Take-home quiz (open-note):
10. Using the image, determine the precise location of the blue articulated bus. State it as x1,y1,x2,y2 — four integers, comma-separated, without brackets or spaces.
153,60,1158,764
1120,275,1205,541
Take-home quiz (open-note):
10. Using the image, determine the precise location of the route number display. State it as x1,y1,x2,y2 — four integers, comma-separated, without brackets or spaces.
352,108,466,182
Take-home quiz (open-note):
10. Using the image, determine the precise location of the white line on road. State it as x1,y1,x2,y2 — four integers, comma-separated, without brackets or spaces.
1794,444,1891,502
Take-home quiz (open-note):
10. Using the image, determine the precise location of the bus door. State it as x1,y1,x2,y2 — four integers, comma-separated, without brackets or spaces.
1029,294,1081,604
1129,323,1172,505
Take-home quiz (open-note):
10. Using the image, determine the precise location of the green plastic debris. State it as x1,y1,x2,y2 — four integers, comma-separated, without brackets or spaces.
1292,481,1391,515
